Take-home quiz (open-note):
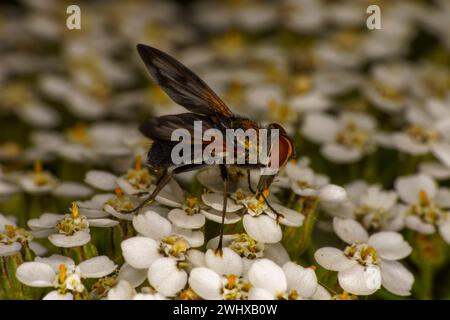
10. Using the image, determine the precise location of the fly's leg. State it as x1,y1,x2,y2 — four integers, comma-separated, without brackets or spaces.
120,164,207,214
216,164,228,255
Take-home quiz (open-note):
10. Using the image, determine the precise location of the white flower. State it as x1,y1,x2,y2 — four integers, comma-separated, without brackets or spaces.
301,112,377,163
389,100,450,165
154,180,206,230
284,159,346,202
206,233,290,274
121,210,204,297
362,63,410,113
115,156,157,196
16,254,117,300
0,175,19,200
395,174,450,243
107,280,166,300
15,160,92,197
315,218,413,296
33,123,136,163
247,259,319,300
188,248,247,300
282,0,325,33
0,214,46,257
202,188,304,243
28,202,118,248
419,161,450,181
323,181,404,232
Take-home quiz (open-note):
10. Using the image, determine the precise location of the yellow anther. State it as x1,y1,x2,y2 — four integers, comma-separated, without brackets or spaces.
4,225,16,238
114,187,124,197
293,75,312,94
419,190,429,206
172,239,188,253
71,202,79,218
33,160,43,175
59,264,67,284
66,123,91,146
0,142,21,157
309,265,317,271
186,195,198,208
134,155,143,170
227,274,237,289
341,290,349,300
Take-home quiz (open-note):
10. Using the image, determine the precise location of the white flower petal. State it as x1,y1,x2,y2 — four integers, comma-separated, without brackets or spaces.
117,263,148,288
43,290,73,300
205,248,244,277
264,243,290,266
35,254,75,272
248,287,274,300
88,218,119,227
321,143,362,163
53,182,93,199
302,113,338,143
368,232,412,260
338,264,381,296
186,249,205,269
48,230,91,248
172,226,204,248
0,242,22,257
431,143,450,168
79,256,117,278
201,209,242,224
148,257,187,297
84,170,117,191
405,216,435,234
333,218,369,244
268,203,304,227
29,242,48,256
201,193,243,212
311,285,332,300
438,220,450,244
243,215,282,243
314,247,357,271
395,174,437,204
283,262,318,298
132,210,172,240
189,267,222,300
121,236,159,269
107,280,134,300
434,188,450,208
319,184,347,203
168,208,205,229
104,204,134,221
28,213,64,230
16,262,55,287
380,260,413,296
248,259,287,295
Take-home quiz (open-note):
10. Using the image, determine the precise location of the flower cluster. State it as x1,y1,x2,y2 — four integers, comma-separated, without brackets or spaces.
1,0,449,300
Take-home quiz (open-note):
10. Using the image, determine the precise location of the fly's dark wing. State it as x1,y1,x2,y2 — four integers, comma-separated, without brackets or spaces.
137,44,234,117
139,113,216,144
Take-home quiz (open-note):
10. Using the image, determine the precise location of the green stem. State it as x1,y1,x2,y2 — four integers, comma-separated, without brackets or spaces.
282,196,319,260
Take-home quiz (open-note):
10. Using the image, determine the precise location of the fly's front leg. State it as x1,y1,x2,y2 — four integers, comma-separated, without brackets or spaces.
216,164,228,255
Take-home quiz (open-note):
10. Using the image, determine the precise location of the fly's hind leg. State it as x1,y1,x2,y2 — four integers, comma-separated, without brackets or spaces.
215,164,228,256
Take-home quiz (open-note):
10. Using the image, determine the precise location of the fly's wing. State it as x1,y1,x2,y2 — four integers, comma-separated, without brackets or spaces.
139,113,216,144
137,44,234,117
